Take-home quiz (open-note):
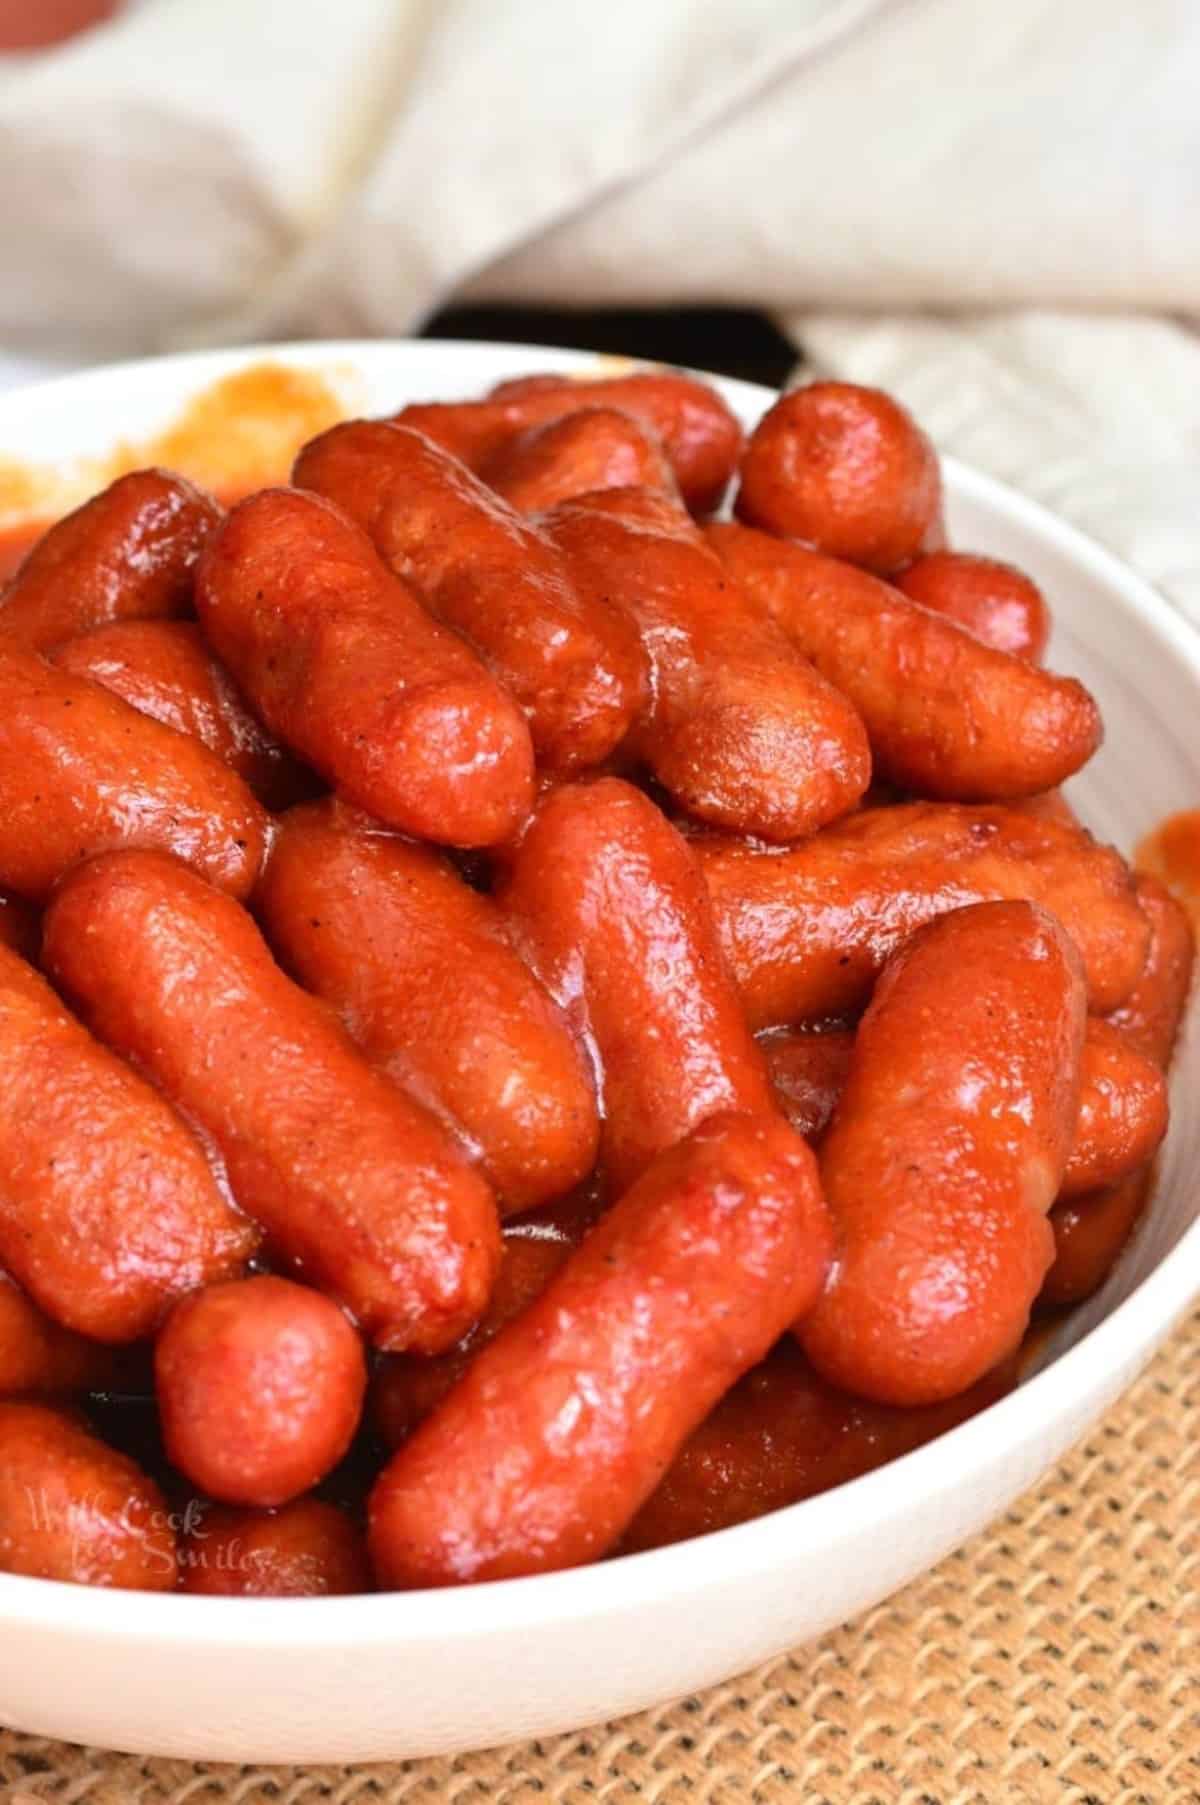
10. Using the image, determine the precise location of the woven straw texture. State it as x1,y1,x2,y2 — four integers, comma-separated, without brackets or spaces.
2,1305,1197,1805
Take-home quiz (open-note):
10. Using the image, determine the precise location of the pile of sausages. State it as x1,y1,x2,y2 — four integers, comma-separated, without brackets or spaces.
0,370,1191,1597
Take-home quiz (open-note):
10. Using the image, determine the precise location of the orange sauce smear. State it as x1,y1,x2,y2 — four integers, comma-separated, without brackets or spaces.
0,361,362,537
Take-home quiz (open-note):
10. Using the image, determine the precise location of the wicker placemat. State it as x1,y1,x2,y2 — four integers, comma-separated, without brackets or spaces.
2,1306,1197,1805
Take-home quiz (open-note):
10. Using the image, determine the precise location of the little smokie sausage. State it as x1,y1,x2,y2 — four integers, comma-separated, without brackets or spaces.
735,382,942,573
179,1499,371,1597
896,551,1050,662
622,1340,1018,1554
372,1183,607,1449
0,469,220,653
764,1019,1166,1195
396,367,742,514
195,487,533,848
0,1402,177,1588
0,942,254,1343
707,523,1101,801
483,405,679,513
259,801,599,1214
499,777,775,1191
369,1111,832,1587
544,493,871,841
156,1276,367,1507
43,852,501,1354
1059,1019,1167,1198
1043,1175,1154,1309
293,421,649,774
489,370,743,514
0,645,269,902
0,1272,118,1396
802,901,1087,1405
52,619,308,809
698,802,1147,1030
1042,873,1195,1306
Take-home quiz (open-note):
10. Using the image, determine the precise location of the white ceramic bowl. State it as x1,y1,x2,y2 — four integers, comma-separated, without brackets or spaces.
0,341,1197,1765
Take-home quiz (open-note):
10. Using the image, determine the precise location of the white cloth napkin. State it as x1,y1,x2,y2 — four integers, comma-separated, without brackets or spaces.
0,0,1196,619
3,0,1197,353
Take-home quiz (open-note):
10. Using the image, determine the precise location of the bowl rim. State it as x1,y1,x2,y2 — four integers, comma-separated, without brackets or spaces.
0,336,1197,1648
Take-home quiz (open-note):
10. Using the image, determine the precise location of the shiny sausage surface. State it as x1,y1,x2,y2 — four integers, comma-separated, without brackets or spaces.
802,901,1086,1405
369,1111,832,1586
707,523,1101,800
396,368,742,514
156,1275,367,1508
1060,1019,1167,1198
0,645,269,901
371,1184,606,1449
766,1016,1165,1197
500,777,775,1190
0,1401,177,1589
698,802,1147,1030
546,495,871,841
623,1339,1018,1553
52,619,308,810
1042,872,1195,1305
44,851,502,1354
896,551,1049,662
259,801,599,1214
1106,873,1195,1067
485,405,679,513
179,1499,371,1597
765,1018,1166,1197
196,487,533,847
294,421,648,774
735,382,942,573
0,941,254,1343
0,469,220,653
